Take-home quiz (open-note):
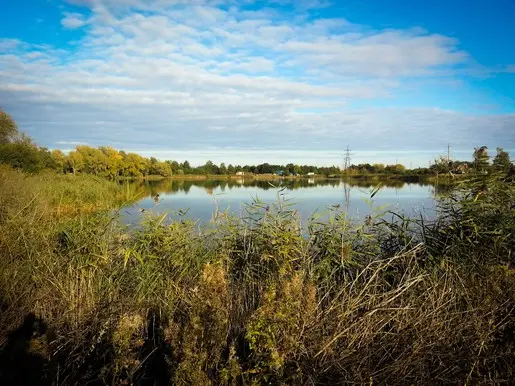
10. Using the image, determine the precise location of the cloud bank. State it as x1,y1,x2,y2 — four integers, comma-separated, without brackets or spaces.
0,0,513,166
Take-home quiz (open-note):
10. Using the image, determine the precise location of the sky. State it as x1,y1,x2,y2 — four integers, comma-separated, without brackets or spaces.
0,0,514,167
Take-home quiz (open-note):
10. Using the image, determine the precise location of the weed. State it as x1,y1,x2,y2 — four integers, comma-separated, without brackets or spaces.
0,166,514,384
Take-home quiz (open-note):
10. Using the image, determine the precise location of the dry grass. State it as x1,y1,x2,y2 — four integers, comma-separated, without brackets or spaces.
0,165,514,385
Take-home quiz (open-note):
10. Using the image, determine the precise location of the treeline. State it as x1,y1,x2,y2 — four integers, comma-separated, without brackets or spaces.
345,146,512,176
344,163,407,175
0,109,347,178
427,146,513,174
0,140,342,178
1,109,512,178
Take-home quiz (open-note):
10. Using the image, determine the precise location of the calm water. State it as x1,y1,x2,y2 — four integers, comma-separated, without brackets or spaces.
121,178,444,226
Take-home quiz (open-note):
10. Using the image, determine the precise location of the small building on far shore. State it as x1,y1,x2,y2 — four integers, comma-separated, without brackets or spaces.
235,171,245,176
307,172,315,176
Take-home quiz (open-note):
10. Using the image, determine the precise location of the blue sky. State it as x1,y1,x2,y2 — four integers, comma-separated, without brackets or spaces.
0,0,514,166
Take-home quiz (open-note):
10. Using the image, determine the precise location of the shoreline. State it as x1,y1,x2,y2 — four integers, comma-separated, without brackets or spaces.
115,173,441,182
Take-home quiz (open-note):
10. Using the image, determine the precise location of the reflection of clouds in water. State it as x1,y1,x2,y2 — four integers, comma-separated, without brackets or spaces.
120,178,438,226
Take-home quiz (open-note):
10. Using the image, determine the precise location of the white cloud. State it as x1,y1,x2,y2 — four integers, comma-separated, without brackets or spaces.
61,12,88,29
280,32,467,77
0,0,512,164
0,39,23,51
56,140,90,145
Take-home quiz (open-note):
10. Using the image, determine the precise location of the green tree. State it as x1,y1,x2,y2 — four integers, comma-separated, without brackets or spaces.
492,147,511,172
181,160,191,174
203,160,215,174
219,162,227,175
0,140,45,172
149,157,159,175
154,161,172,177
473,146,490,173
167,160,179,173
0,109,18,144
285,163,295,175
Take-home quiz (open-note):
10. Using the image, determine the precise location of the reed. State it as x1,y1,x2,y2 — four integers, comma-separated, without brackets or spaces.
0,165,513,384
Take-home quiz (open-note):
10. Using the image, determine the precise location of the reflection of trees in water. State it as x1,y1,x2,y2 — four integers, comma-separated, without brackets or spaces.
344,178,405,189
125,176,437,198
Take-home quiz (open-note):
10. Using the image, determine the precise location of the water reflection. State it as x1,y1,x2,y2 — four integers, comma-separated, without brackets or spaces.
120,177,439,226
121,177,432,199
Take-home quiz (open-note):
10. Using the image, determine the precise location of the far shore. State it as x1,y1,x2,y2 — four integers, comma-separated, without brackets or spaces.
114,173,446,182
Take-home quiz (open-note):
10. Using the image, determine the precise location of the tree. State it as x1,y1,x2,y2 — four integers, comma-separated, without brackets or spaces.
153,161,172,177
203,160,216,175
219,162,227,175
492,147,511,172
0,141,44,172
100,146,122,178
432,156,451,175
168,160,179,173
68,150,84,174
181,161,191,174
149,157,159,175
394,164,406,173
372,164,385,173
75,145,110,176
0,109,18,144
473,146,490,172
51,149,67,173
121,153,148,177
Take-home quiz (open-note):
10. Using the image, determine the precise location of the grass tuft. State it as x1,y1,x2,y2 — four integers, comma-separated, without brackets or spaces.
0,165,514,384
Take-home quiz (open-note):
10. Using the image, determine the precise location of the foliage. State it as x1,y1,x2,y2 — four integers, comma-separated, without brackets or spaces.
1,138,422,178
0,108,19,144
0,139,54,173
0,166,514,384
473,145,490,172
493,147,511,171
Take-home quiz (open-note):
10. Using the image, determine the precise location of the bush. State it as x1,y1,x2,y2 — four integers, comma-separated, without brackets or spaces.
0,169,514,384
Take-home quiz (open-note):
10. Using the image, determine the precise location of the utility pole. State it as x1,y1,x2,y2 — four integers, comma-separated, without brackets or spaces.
343,145,351,172
447,143,451,163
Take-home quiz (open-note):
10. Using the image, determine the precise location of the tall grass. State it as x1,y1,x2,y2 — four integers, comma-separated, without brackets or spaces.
0,165,514,384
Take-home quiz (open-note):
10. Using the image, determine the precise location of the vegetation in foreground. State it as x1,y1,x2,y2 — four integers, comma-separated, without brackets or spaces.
0,164,514,385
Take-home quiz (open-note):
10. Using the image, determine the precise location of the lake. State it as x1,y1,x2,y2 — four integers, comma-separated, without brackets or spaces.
121,177,445,226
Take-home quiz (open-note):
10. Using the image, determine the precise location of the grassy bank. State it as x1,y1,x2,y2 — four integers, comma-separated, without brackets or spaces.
0,165,514,385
